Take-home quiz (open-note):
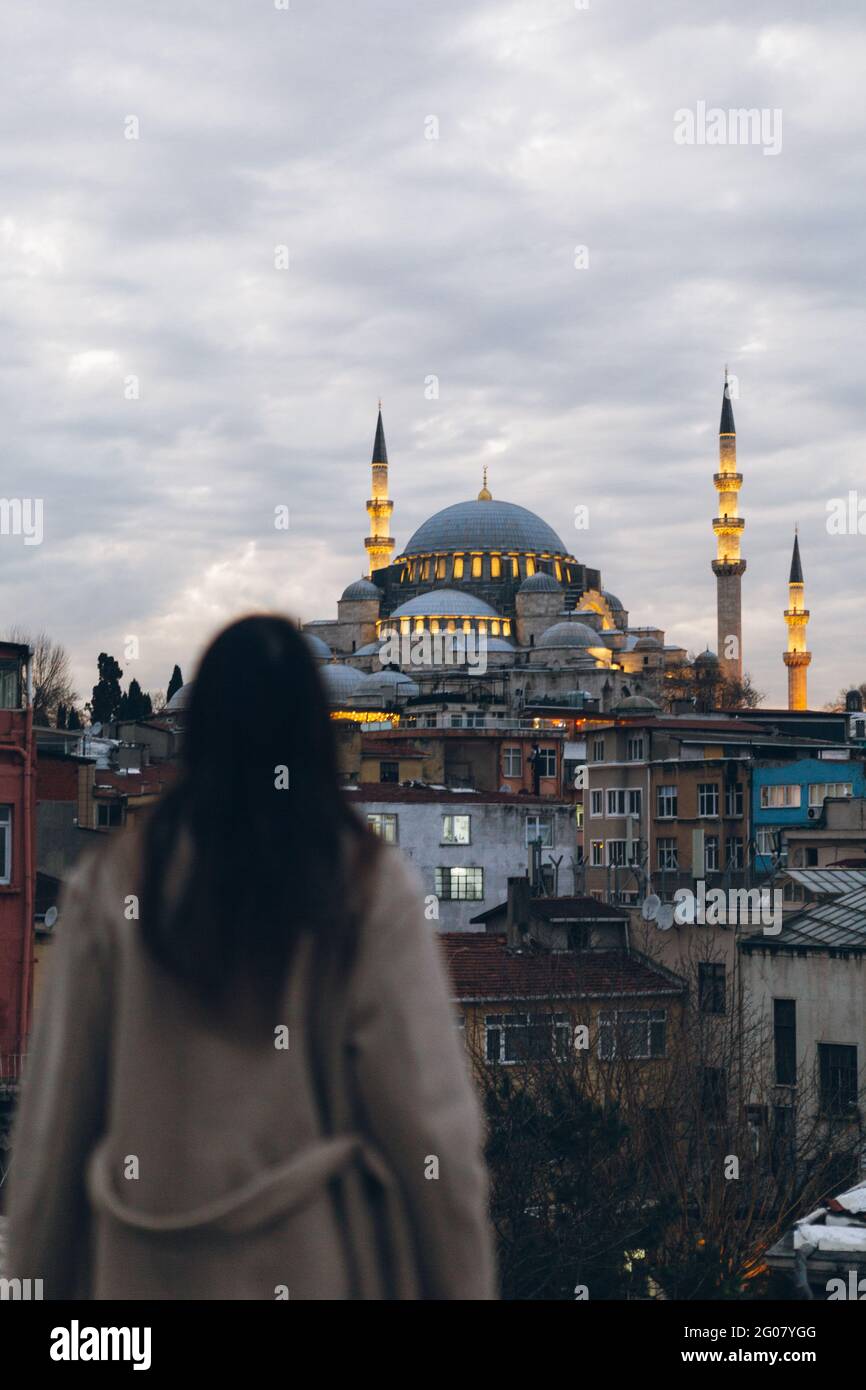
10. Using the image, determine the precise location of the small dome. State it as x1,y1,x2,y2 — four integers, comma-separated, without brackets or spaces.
353,642,381,657
389,589,500,620
634,635,662,651
360,669,420,699
303,631,332,661
341,578,381,602
602,590,624,610
165,682,193,712
519,571,562,594
538,621,600,649
484,637,516,652
695,648,719,666
321,663,365,702
616,694,661,711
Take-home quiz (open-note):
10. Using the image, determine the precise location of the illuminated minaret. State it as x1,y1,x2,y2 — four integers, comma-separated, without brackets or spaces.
711,369,745,682
783,530,811,710
364,403,394,574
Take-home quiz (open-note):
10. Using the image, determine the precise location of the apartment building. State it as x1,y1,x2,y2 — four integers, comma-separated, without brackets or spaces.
346,786,579,931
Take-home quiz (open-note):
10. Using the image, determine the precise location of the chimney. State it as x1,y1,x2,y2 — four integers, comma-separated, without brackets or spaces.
506,876,532,950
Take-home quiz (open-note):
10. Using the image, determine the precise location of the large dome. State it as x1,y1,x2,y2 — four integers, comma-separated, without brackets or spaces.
400,499,568,558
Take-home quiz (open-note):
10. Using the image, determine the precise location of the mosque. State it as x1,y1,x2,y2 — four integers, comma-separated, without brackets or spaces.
301,405,690,721
161,375,813,725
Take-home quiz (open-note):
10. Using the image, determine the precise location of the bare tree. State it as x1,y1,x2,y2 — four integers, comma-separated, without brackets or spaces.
4,627,77,726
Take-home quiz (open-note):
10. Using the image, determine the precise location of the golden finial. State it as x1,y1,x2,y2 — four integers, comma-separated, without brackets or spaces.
477,464,492,501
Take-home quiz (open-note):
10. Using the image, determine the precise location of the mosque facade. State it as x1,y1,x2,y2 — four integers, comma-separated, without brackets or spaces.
302,407,689,719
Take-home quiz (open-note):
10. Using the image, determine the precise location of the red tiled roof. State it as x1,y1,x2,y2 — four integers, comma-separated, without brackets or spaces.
440,934,685,1002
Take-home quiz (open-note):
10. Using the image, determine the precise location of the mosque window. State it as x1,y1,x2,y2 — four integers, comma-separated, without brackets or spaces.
510,556,519,578
555,561,563,582
422,559,431,581
431,620,440,633
491,620,500,636
453,555,465,579
503,621,511,637
435,556,446,579
525,556,536,577
471,554,483,579
491,554,502,578
447,619,456,632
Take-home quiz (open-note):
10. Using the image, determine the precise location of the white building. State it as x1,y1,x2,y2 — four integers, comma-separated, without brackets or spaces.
346,787,579,932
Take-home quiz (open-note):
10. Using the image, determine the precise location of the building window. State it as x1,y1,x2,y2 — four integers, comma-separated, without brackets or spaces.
590,789,603,818
379,761,399,783
367,813,398,843
468,712,486,728
503,747,522,777
628,788,642,817
533,747,556,778
452,554,464,579
808,782,853,807
698,783,719,817
491,554,501,578
485,1012,570,1064
591,738,605,762
599,1010,666,1060
725,836,744,869
590,840,604,867
657,837,678,871
626,735,644,761
698,962,726,1015
774,1000,796,1086
423,714,437,728
725,782,743,817
756,828,778,856
704,834,719,872
435,867,484,901
0,805,11,883
471,554,483,578
760,784,800,809
701,1066,728,1120
97,802,124,829
818,1043,858,1115
525,815,553,847
656,784,678,818
607,788,625,816
606,839,638,867
441,814,470,845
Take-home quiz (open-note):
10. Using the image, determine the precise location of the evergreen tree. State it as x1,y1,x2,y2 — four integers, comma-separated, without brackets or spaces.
56,702,68,729
119,678,153,723
166,664,184,703
88,653,124,725
67,707,83,731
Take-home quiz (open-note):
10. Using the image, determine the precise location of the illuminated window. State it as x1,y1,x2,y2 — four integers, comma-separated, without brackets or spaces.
435,556,446,579
442,814,471,845
422,559,431,581
502,621,511,637
491,620,500,635
525,555,536,576
367,813,398,843
471,554,482,578
435,866,484,901
453,555,464,579
491,554,501,578
510,556,519,578
555,561,563,582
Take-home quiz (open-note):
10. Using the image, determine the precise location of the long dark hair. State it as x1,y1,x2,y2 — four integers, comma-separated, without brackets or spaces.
140,614,377,1009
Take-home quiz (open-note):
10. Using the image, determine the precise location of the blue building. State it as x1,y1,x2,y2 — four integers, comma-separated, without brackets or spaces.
751,756,866,870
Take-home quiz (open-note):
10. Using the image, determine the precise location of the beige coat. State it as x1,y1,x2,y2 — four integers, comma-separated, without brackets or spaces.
6,832,496,1300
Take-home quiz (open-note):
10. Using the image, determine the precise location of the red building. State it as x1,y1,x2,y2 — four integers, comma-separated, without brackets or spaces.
0,642,36,1086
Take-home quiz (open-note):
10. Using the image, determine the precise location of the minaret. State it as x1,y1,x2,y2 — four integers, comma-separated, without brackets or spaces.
783,530,811,710
364,403,394,574
711,369,745,682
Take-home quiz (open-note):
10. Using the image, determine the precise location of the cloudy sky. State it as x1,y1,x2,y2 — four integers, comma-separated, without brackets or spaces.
2,0,864,709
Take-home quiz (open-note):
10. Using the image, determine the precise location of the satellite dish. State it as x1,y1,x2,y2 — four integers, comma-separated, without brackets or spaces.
641,894,661,922
44,905,58,929
656,903,675,931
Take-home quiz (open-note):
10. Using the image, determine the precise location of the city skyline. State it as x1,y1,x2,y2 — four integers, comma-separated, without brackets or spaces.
2,0,864,708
